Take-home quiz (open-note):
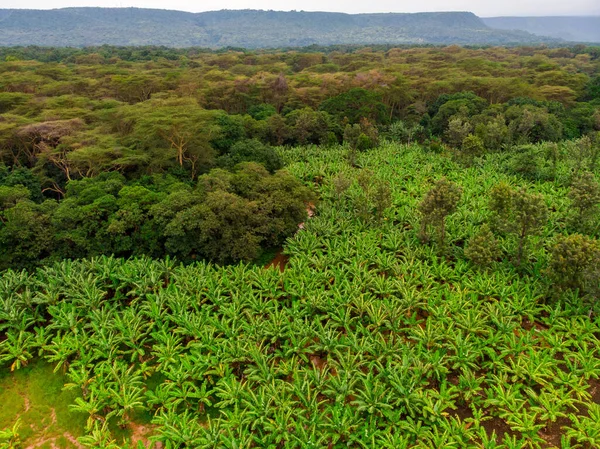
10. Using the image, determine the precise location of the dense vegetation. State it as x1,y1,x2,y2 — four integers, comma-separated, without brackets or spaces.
1,142,600,448
1,45,599,269
0,8,557,48
0,45,600,448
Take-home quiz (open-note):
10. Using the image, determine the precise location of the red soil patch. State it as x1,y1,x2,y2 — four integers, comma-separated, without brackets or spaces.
265,250,289,272
589,377,600,404
481,415,521,443
451,404,474,421
538,417,571,448
309,354,327,371
128,422,160,448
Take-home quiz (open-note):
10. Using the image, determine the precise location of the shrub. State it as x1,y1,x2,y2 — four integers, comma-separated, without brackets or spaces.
419,178,462,248
568,171,600,231
547,234,600,298
489,184,548,266
465,224,500,267
461,134,485,164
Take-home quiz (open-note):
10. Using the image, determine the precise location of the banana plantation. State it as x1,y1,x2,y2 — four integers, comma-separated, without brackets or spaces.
1,142,600,448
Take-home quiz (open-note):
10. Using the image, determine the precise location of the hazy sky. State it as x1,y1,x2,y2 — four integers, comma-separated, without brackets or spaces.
3,0,600,17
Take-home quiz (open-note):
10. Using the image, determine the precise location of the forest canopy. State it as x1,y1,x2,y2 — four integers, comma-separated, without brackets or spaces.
0,45,599,269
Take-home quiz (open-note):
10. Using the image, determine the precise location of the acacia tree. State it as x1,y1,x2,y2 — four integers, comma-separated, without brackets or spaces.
15,118,84,169
119,99,220,178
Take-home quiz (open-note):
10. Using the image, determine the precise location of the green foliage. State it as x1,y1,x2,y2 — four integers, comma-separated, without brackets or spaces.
1,142,600,449
431,92,487,136
509,145,546,180
386,121,425,144
2,46,600,449
418,178,462,248
489,182,517,234
547,234,600,298
512,189,548,262
319,88,389,125
372,180,393,223
0,419,21,449
464,224,500,267
285,108,333,145
474,115,510,151
248,103,277,120
217,139,283,173
117,98,220,177
0,167,41,200
568,171,600,231
584,75,600,101
0,199,56,271
445,116,472,147
490,185,549,267
460,134,485,164
506,105,563,144
331,172,352,201
351,172,393,223
0,167,313,269
0,185,30,209
210,113,247,154
0,92,31,114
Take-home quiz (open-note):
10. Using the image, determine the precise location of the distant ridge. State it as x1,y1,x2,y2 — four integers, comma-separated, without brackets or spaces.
0,8,559,48
483,16,600,44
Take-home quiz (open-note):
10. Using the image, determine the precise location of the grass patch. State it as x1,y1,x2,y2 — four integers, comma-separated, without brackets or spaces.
0,360,86,446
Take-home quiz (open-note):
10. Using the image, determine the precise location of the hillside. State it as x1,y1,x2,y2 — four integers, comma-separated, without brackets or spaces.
483,16,600,44
0,8,557,48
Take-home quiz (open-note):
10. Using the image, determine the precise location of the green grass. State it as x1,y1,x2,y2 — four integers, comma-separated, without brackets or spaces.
0,360,160,447
0,360,87,447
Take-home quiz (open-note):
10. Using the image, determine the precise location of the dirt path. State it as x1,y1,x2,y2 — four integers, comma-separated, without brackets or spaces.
25,431,85,449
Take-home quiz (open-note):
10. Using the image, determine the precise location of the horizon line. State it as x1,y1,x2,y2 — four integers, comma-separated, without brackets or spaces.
1,7,599,18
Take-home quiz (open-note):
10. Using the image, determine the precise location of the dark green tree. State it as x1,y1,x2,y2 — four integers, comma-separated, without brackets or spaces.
217,139,283,173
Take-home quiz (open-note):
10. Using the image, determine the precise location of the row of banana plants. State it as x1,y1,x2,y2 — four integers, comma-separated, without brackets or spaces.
1,142,599,448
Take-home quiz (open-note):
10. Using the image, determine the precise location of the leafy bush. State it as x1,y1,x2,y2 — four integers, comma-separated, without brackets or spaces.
568,171,600,231
465,224,500,267
489,184,548,266
418,178,462,248
547,234,600,298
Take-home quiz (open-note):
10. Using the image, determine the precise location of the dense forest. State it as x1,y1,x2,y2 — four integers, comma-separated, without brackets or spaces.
0,8,558,48
0,44,600,448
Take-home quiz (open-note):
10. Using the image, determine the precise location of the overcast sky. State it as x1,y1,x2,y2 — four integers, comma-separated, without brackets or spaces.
2,0,600,17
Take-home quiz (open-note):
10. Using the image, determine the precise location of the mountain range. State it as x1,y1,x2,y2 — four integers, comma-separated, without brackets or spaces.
0,8,567,48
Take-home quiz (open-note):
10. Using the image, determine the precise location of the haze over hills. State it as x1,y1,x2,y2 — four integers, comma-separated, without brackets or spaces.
482,16,600,44
0,8,560,48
